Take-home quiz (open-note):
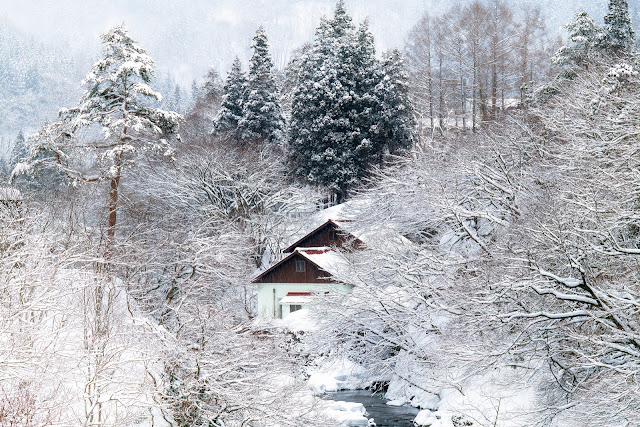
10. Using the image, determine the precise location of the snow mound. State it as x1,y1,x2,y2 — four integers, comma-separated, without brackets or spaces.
329,401,367,414
282,308,317,332
325,401,372,426
307,357,373,394
309,373,339,394
414,410,439,426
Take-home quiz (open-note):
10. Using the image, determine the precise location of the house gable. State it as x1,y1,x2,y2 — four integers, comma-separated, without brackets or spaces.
252,251,332,284
283,219,362,253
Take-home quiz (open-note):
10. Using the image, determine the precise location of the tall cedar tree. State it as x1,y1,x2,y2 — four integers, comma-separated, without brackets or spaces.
603,0,635,51
215,57,246,139
238,27,285,144
201,68,223,103
10,130,28,168
289,2,358,200
376,49,416,156
25,25,180,249
289,1,415,200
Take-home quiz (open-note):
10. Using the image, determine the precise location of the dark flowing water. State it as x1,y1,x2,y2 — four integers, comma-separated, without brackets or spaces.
325,390,420,426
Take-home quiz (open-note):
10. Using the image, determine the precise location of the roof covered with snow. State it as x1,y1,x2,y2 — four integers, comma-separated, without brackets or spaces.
296,247,351,278
284,201,414,254
280,292,314,305
343,224,414,252
251,247,351,283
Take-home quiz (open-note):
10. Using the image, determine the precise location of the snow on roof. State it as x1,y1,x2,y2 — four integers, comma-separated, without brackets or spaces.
296,247,351,278
283,218,360,253
286,200,414,253
344,224,414,252
280,292,314,305
251,247,351,283
309,203,352,224
0,187,22,201
288,201,359,238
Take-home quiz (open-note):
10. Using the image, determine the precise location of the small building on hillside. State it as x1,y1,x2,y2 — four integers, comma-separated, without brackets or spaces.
253,206,413,319
282,219,363,253
253,218,359,319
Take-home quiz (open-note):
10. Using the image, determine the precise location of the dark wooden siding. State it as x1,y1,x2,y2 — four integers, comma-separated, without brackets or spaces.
256,253,331,284
285,222,361,252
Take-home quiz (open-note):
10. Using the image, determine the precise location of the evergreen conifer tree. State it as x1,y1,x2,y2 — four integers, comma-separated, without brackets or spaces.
350,20,386,168
238,27,285,144
215,57,247,139
289,1,415,200
603,0,635,51
552,12,603,70
289,4,358,200
25,25,180,247
10,130,29,168
375,50,417,156
201,68,223,103
190,79,199,106
170,84,183,113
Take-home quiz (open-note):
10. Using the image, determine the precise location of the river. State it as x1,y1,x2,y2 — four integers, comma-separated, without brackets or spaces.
325,389,420,426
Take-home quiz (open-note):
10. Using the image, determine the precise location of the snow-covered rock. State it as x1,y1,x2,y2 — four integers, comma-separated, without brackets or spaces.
329,401,367,415
307,357,377,394
282,308,317,332
325,401,371,426
309,373,340,394
414,410,438,426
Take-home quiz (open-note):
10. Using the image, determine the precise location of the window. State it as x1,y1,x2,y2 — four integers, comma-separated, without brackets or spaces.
329,229,337,241
290,304,302,313
295,260,306,272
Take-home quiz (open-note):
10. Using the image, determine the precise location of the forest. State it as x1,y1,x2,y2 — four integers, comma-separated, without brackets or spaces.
0,0,639,426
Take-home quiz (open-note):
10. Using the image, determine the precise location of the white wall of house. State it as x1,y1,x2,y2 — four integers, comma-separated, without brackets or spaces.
256,282,353,319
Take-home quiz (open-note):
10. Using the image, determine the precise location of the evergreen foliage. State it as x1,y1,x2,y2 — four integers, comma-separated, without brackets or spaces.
552,12,603,69
603,0,635,51
376,50,417,155
25,25,181,243
214,57,247,138
238,27,285,144
288,1,415,199
201,68,223,103
10,130,29,168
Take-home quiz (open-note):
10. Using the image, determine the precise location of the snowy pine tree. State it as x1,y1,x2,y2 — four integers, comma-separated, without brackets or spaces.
289,1,415,200
214,57,246,139
238,26,285,144
603,0,635,51
10,130,29,168
376,49,417,155
170,84,183,113
201,67,223,103
350,20,383,169
289,3,358,200
190,79,199,105
25,25,181,246
552,12,603,70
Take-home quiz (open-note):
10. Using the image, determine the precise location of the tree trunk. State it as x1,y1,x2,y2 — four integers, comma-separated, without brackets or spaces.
472,47,477,133
106,161,122,252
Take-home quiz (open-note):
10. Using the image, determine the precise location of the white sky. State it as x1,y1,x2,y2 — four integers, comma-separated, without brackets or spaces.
0,0,430,85
0,0,626,86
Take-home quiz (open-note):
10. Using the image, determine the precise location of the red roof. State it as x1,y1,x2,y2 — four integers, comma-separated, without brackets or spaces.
286,292,311,296
301,248,331,255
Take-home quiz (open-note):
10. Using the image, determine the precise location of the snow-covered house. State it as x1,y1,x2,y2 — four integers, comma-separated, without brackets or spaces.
253,219,360,319
282,219,364,253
